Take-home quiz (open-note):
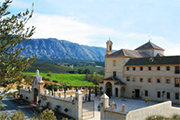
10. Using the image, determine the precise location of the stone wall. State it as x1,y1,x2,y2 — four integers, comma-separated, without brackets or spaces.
104,110,126,120
20,86,83,120
126,101,180,120
20,88,33,102
40,93,77,119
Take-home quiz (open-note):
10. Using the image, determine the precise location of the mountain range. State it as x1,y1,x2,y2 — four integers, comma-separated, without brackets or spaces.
17,38,106,62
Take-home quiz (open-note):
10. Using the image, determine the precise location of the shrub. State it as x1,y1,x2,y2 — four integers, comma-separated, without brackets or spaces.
11,110,26,120
47,73,51,77
42,77,50,81
172,114,180,119
52,80,58,83
32,109,57,120
146,115,167,120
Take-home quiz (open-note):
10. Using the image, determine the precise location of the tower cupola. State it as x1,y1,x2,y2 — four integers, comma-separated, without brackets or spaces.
106,39,113,55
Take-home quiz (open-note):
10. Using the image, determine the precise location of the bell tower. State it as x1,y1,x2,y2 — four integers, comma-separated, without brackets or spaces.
106,39,113,55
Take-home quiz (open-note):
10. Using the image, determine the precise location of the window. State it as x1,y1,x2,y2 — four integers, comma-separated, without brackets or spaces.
140,78,143,82
148,67,151,71
167,92,170,99
148,78,151,83
175,78,180,87
126,76,130,81
166,66,170,71
145,90,148,96
133,67,136,71
113,71,116,77
166,79,170,84
132,78,135,82
126,67,129,71
157,91,161,98
157,66,160,71
140,67,143,71
113,60,116,66
175,93,179,100
175,66,180,74
157,79,161,83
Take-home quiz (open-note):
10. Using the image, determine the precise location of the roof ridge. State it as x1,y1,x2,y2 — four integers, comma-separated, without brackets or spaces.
122,49,126,56
149,41,154,48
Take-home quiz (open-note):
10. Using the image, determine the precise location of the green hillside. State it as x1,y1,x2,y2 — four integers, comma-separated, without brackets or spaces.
24,61,104,75
23,72,104,86
24,62,71,73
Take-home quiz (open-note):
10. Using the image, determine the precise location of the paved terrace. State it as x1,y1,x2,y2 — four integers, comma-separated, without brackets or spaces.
88,95,180,120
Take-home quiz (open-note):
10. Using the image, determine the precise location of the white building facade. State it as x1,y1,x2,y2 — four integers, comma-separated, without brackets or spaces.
100,40,180,104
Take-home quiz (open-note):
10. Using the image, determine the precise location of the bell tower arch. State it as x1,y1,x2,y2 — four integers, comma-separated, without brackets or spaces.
106,39,113,55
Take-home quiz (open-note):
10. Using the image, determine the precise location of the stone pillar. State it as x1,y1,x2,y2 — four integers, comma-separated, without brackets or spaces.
64,93,67,98
111,102,115,110
59,92,61,97
121,104,125,112
70,95,73,100
100,93,109,120
75,90,82,120
112,84,115,97
52,89,54,96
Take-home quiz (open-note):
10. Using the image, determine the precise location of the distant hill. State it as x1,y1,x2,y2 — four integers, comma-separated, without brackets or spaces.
16,38,106,62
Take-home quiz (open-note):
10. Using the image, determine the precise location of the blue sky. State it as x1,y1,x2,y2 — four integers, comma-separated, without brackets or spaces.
1,0,180,55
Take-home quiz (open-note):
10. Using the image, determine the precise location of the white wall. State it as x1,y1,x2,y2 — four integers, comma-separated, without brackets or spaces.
40,93,77,119
123,65,180,104
126,101,180,120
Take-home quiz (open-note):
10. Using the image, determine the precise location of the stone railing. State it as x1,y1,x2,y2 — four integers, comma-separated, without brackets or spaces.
40,90,83,120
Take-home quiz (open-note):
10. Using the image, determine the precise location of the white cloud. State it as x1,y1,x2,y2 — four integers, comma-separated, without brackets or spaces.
26,14,119,45
26,14,180,56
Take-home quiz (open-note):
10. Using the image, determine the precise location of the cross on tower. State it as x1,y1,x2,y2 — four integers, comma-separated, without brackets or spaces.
149,36,152,42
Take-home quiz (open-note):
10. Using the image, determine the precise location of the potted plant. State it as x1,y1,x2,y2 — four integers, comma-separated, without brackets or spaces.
145,99,151,106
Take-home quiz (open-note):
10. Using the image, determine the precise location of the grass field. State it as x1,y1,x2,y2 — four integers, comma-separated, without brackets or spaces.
23,72,104,86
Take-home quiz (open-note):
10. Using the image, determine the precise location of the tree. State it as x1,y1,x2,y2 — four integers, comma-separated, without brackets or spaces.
0,110,26,120
0,0,35,102
83,68,90,74
89,72,94,82
38,109,57,120
78,69,83,74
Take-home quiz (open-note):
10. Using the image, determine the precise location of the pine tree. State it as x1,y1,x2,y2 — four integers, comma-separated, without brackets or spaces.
0,0,35,101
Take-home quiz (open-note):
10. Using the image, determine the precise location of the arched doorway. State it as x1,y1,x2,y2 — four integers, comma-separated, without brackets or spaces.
34,88,38,103
115,88,118,97
121,87,125,97
106,82,112,98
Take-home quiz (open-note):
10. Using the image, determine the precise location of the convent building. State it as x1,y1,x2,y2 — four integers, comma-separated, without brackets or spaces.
99,40,180,104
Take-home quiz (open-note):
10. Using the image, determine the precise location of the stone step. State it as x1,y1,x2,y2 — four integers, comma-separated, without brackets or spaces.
83,109,94,112
82,111,94,115
82,114,94,120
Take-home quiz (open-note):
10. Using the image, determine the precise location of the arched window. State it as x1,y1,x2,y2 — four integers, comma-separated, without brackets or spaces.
109,45,112,51
113,60,116,66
